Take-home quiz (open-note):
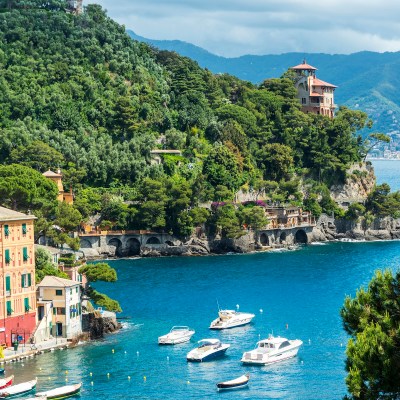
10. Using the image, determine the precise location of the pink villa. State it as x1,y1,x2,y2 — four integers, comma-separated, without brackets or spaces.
291,60,337,118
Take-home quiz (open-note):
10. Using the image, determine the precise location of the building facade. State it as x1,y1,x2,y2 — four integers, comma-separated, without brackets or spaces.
37,276,82,340
42,170,74,204
0,207,37,347
291,60,337,118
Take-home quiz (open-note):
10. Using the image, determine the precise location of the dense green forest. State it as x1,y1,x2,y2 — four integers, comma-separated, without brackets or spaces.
0,1,397,239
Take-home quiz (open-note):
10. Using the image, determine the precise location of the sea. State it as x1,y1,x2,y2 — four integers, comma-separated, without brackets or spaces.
5,160,400,400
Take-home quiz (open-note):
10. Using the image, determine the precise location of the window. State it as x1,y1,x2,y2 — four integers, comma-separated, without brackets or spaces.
23,247,29,262
56,289,63,296
6,301,12,316
5,276,11,295
4,225,9,237
21,273,32,288
22,223,27,235
279,341,291,349
5,249,11,264
57,307,66,315
24,297,30,312
301,98,307,104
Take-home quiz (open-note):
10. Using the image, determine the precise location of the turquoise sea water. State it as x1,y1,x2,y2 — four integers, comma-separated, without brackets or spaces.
5,241,400,399
371,159,400,191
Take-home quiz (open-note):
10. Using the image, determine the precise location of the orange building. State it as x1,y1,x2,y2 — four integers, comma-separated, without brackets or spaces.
291,60,337,118
42,170,74,204
0,207,37,346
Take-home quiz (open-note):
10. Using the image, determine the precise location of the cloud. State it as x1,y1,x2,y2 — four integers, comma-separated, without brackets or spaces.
89,0,400,57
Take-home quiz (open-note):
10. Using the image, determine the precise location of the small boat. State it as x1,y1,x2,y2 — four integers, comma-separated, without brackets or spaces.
210,309,255,330
241,335,303,365
0,378,37,398
186,339,230,362
0,376,13,390
158,326,195,345
25,397,46,400
35,383,81,399
216,374,250,391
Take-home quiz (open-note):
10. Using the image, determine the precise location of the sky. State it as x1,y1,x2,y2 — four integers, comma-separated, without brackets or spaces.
89,0,400,58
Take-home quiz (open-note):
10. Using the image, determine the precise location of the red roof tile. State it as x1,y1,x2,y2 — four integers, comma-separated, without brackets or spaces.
312,78,337,88
291,62,317,70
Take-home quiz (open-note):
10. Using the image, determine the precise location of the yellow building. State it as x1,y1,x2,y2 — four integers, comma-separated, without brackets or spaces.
42,170,74,204
0,207,37,347
291,60,337,118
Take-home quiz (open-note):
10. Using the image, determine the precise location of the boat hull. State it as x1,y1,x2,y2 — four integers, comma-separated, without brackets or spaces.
216,374,250,391
0,379,37,398
187,347,229,362
36,383,82,399
158,334,193,345
210,315,254,330
241,346,301,365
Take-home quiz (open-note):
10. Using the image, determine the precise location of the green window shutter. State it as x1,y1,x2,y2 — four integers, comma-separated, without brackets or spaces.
24,297,30,312
6,301,12,315
5,249,10,263
5,276,11,292
22,223,27,235
23,247,29,261
28,273,32,287
4,225,9,237
53,307,57,315
21,274,25,288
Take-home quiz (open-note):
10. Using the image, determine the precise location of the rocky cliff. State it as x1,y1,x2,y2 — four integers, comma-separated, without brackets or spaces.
330,163,376,208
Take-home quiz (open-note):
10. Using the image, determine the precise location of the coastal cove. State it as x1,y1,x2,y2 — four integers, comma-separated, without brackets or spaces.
4,240,400,399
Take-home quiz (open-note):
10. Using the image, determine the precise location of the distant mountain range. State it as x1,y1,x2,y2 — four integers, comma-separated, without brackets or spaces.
128,30,400,144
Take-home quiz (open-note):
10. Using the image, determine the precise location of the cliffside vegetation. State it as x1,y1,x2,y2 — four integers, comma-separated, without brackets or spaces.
0,1,385,239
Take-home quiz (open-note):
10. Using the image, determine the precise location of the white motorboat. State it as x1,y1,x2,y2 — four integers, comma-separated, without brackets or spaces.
186,339,230,362
158,326,195,345
241,335,303,365
210,309,255,330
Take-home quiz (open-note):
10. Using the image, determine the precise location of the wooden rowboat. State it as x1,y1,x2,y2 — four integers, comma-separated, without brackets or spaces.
0,376,13,390
216,373,250,391
0,378,37,398
35,382,81,399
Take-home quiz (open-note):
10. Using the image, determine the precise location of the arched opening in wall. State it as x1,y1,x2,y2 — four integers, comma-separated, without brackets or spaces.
260,233,269,246
80,239,92,249
126,238,141,256
165,241,174,246
108,238,123,257
146,236,161,245
279,232,287,244
295,229,308,244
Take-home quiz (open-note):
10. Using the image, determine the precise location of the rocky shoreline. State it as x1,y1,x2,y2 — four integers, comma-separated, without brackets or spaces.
83,215,400,260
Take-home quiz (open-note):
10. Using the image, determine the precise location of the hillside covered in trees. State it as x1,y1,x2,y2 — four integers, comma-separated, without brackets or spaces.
1,1,396,240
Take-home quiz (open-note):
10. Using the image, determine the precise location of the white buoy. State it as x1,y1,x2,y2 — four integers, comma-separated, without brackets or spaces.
259,308,263,313
308,339,311,344
236,304,240,311
137,351,139,357
167,356,169,361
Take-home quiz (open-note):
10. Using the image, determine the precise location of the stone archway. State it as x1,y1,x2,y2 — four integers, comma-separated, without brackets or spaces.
108,238,123,257
279,232,287,244
126,238,141,256
146,236,161,245
80,239,92,248
295,229,308,244
260,233,269,246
